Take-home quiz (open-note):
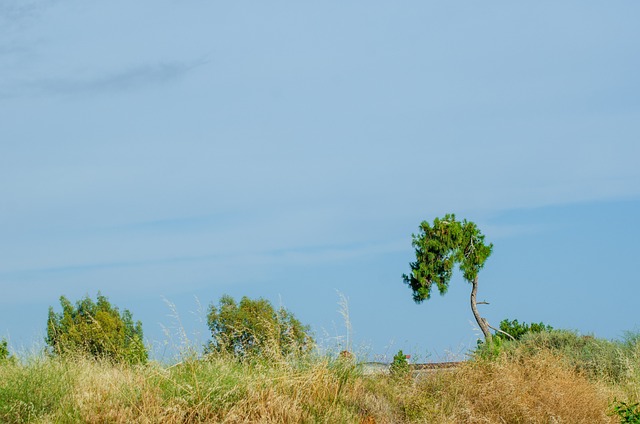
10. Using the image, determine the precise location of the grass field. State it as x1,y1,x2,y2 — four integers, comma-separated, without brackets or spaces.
1,330,639,423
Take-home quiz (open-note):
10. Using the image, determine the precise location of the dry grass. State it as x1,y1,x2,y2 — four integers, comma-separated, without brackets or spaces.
1,343,638,423
0,355,373,423
404,351,617,423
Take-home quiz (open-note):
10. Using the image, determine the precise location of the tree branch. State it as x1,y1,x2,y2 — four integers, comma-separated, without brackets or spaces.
488,324,516,341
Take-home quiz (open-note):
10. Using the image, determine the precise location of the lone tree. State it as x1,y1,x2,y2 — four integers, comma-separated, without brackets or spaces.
402,214,494,343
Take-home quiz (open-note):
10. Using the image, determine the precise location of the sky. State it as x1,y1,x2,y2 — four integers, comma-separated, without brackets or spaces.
1,1,639,362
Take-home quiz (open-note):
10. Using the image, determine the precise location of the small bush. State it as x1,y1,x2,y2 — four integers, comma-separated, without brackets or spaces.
495,318,553,341
46,293,148,364
390,350,410,379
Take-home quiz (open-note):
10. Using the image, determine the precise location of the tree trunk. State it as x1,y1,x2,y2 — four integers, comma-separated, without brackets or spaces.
470,276,492,344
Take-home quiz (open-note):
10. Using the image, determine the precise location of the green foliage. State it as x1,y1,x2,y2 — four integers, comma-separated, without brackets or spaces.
495,318,553,341
610,399,640,423
0,339,11,363
390,350,410,379
46,293,147,364
205,295,314,359
474,336,505,360
403,214,493,302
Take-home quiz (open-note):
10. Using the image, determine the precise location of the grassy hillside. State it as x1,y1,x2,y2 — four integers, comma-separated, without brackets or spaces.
1,330,639,423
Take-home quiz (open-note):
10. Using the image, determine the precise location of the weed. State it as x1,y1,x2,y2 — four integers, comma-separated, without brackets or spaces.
610,399,640,423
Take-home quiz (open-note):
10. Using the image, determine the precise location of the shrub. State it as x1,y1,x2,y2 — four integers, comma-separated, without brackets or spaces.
495,318,553,341
205,295,314,359
473,319,553,359
389,350,410,379
46,293,147,364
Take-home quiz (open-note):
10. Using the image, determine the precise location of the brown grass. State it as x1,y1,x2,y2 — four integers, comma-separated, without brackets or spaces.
401,351,618,423
1,348,636,423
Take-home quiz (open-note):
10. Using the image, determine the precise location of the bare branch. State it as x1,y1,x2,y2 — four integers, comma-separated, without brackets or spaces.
488,324,516,341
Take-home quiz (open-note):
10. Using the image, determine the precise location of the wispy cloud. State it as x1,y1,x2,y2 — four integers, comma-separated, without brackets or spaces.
1,59,207,98
0,239,406,304
0,0,52,24
0,237,405,280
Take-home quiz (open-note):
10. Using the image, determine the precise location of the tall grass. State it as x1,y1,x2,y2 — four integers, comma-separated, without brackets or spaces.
406,351,615,423
1,331,639,423
476,329,640,390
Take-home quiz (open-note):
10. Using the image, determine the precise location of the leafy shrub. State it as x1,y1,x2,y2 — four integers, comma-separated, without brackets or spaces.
495,318,553,341
205,295,314,359
390,350,410,379
46,293,147,364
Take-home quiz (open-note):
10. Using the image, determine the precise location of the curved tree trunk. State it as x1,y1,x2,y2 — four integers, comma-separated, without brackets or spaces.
470,276,492,344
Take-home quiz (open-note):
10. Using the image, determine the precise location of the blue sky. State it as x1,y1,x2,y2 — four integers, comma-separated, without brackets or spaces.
1,1,639,360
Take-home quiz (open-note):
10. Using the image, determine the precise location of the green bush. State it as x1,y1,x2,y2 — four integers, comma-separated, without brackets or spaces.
495,318,553,341
46,293,147,364
205,295,314,359
390,350,410,379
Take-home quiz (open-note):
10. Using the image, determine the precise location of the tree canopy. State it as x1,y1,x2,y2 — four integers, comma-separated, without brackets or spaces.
206,295,314,359
403,214,494,342
46,293,148,364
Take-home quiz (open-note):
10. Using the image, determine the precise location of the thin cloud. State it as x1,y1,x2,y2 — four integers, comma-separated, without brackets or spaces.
0,239,404,285
2,59,207,98
0,0,50,23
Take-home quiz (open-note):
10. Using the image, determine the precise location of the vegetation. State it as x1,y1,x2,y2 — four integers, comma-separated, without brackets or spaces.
0,339,12,363
389,349,410,380
46,293,148,364
610,399,640,423
1,328,639,423
495,318,554,341
481,329,640,385
205,295,314,359
403,214,495,342
0,269,636,422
